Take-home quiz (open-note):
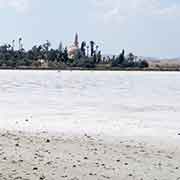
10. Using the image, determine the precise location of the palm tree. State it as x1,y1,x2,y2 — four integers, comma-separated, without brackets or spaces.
63,47,68,63
127,53,135,63
80,41,86,56
90,41,95,57
18,37,23,51
43,40,51,62
95,45,99,53
12,40,15,51
86,45,89,57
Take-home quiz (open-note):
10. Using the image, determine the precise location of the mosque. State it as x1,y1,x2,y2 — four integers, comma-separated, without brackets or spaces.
68,33,80,59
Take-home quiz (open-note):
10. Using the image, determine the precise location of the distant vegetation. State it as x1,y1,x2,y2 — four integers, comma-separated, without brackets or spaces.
111,50,149,68
0,38,149,69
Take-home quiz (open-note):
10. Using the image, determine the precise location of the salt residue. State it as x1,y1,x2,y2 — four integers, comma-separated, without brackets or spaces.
0,70,180,138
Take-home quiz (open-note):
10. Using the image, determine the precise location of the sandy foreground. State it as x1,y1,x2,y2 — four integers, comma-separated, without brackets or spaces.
0,130,180,180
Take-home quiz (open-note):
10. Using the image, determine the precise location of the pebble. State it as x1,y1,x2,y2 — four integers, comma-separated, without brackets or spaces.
33,167,38,171
39,175,45,180
46,139,50,143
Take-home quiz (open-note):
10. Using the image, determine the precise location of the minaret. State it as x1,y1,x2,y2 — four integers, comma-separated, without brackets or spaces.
74,32,79,47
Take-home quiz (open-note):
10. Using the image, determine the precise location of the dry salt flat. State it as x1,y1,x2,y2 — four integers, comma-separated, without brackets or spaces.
1,70,180,180
0,130,180,180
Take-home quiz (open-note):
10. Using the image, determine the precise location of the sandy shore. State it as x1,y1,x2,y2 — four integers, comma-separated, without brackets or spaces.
0,130,180,180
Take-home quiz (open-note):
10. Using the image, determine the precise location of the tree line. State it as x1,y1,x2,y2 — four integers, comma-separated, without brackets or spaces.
0,38,149,69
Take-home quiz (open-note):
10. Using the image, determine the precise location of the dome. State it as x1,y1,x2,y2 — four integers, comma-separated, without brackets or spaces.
68,45,79,59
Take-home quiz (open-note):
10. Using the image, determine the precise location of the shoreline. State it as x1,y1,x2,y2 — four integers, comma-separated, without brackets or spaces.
1,129,180,180
0,67,180,72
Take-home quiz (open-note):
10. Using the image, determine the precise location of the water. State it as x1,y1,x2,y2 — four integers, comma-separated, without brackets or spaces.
0,70,180,138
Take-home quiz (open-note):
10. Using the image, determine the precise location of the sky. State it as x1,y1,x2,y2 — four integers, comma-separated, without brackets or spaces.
0,0,180,58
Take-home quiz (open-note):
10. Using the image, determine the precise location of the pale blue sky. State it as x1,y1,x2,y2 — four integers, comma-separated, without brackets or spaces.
0,0,180,58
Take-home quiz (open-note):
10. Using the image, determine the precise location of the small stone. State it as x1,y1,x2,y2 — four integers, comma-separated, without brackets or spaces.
39,175,45,180
46,139,50,143
166,155,173,159
14,176,22,179
46,161,52,165
116,159,120,162
140,149,145,152
15,143,19,147
61,175,68,178
128,174,133,177
101,175,110,179
84,157,88,160
33,167,38,171
84,134,91,138
124,162,128,166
